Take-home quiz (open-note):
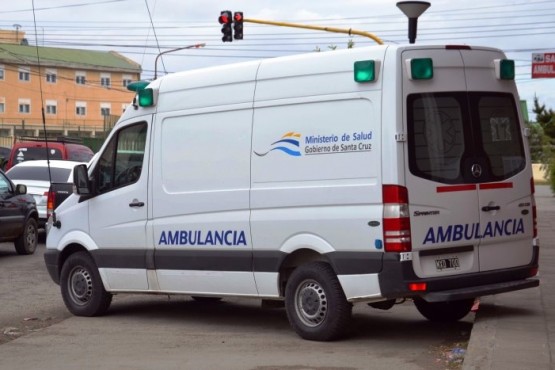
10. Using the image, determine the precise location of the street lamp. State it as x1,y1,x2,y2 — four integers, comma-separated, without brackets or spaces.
154,43,206,79
13,24,21,44
396,1,430,44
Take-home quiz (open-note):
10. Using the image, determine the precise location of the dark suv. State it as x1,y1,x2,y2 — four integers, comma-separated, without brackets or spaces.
0,170,39,255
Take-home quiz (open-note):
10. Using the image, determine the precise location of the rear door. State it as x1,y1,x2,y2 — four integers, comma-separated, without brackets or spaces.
402,47,532,278
461,49,533,271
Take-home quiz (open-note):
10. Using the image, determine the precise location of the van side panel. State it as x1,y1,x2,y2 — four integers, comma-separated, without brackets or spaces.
150,65,259,296
252,49,386,299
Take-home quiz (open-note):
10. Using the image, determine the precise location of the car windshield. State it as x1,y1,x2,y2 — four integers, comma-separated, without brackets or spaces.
67,150,94,162
7,166,72,183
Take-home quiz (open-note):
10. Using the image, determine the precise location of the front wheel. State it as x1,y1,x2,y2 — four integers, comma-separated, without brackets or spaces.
414,298,474,322
285,262,352,341
60,252,112,316
14,217,38,255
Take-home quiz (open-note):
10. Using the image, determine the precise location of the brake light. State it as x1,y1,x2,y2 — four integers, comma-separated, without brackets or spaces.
445,45,472,50
383,185,412,252
47,191,55,218
408,282,427,291
531,177,537,238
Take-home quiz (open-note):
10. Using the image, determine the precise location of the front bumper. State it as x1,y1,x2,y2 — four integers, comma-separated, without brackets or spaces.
44,249,60,285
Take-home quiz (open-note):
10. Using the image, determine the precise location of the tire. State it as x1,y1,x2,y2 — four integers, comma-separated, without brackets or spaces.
14,217,38,255
285,262,352,341
414,298,474,322
60,251,112,317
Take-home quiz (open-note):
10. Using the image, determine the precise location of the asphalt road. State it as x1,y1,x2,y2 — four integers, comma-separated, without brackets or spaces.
0,240,472,370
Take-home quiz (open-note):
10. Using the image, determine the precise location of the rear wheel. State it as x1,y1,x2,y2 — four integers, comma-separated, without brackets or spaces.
414,298,474,322
285,262,352,341
14,218,38,255
60,252,112,316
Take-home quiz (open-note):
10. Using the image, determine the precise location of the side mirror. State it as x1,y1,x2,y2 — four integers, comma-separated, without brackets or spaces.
15,184,27,195
73,164,92,195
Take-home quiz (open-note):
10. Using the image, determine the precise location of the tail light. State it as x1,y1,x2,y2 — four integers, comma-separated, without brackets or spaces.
531,177,537,238
47,190,55,218
382,185,412,252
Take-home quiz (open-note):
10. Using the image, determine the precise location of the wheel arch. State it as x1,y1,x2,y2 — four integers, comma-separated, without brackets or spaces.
276,234,338,297
52,231,100,285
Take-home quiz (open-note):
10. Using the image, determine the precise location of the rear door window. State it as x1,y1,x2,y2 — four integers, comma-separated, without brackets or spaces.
473,94,525,179
407,93,469,183
407,92,525,184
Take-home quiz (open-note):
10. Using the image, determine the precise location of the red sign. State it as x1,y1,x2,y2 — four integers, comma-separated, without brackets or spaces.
532,53,555,78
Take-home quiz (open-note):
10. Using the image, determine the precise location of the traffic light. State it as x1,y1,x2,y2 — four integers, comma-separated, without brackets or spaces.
233,12,243,40
219,10,232,42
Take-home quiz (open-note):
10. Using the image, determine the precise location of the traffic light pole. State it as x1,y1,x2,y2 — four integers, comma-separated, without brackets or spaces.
243,18,384,45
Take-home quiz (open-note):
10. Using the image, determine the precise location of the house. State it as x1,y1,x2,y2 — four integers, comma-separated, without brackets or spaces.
0,30,141,142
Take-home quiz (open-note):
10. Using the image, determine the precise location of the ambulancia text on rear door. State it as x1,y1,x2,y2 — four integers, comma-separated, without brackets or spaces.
402,46,537,281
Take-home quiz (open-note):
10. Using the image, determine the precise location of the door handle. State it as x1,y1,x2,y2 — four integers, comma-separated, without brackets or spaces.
481,205,500,212
129,200,145,208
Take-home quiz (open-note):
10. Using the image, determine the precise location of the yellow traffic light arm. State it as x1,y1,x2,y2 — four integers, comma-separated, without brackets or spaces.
243,18,384,45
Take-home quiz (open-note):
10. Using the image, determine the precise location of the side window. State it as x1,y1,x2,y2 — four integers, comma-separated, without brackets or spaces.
0,173,12,194
96,122,147,194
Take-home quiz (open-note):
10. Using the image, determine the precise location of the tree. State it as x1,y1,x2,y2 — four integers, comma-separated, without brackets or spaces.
533,96,555,139
528,122,551,164
533,97,555,192
314,39,355,52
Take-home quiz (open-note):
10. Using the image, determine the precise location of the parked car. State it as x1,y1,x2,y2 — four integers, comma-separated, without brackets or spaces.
0,146,10,170
5,137,94,171
0,169,38,254
6,160,84,228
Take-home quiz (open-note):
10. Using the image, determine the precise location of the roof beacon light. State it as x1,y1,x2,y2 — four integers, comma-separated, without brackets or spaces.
406,58,433,80
354,60,376,83
138,88,155,107
494,59,515,80
126,80,150,92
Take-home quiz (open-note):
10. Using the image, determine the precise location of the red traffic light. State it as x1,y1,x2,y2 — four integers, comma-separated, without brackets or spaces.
218,10,232,24
234,12,243,22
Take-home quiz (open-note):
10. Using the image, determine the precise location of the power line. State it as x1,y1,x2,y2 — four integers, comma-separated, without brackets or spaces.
0,0,128,14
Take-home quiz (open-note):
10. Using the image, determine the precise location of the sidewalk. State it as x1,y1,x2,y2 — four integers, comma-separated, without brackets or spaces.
463,185,555,370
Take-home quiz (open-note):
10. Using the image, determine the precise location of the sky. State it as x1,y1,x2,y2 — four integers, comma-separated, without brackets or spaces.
1,0,554,120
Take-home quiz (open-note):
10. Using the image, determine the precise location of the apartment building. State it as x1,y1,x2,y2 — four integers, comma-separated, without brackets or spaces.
0,30,141,140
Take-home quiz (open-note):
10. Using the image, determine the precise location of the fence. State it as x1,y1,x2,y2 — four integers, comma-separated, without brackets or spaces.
0,115,119,152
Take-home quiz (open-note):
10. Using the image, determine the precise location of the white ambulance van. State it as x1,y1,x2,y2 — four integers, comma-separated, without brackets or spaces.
45,44,539,341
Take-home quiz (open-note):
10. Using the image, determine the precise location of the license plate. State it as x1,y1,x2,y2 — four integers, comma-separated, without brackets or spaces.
435,256,460,271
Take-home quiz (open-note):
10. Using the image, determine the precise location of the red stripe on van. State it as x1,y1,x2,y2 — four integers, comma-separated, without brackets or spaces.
436,184,477,193
479,182,513,190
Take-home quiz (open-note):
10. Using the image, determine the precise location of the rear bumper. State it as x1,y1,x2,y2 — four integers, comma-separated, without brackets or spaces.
378,246,539,302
